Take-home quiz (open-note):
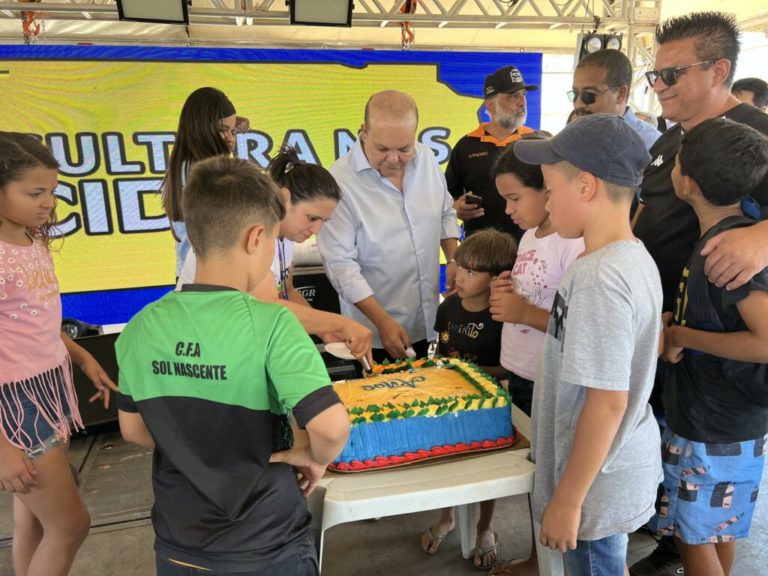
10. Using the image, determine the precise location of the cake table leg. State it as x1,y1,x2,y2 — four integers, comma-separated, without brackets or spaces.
308,481,330,571
456,502,479,559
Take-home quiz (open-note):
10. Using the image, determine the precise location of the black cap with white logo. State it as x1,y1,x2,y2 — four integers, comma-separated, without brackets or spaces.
484,66,539,98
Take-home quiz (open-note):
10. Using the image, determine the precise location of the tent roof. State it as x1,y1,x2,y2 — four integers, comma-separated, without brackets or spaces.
0,1,765,51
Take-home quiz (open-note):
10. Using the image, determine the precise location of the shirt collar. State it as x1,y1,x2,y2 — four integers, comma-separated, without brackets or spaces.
623,107,638,124
180,284,238,292
351,137,374,174
350,136,420,176
467,123,535,146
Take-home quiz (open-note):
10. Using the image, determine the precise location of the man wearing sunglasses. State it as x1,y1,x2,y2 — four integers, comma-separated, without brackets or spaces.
570,49,661,150
631,11,768,576
446,65,540,242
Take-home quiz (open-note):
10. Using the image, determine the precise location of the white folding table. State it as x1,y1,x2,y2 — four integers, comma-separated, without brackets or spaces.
308,405,565,575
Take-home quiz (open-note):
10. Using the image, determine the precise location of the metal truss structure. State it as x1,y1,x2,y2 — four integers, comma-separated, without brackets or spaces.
0,0,662,108
0,0,660,32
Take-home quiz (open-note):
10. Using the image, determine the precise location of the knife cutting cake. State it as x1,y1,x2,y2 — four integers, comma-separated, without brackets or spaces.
329,358,518,472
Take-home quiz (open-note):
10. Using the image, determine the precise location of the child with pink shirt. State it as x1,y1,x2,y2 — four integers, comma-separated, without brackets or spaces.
490,138,584,417
488,137,583,576
0,132,117,576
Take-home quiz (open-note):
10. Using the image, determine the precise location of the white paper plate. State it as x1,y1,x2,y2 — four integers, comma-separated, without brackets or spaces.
324,342,356,360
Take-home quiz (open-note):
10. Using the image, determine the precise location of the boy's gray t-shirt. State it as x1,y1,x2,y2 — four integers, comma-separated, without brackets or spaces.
530,240,663,540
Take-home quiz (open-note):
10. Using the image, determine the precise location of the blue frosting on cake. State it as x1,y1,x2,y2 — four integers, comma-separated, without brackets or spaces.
335,405,513,464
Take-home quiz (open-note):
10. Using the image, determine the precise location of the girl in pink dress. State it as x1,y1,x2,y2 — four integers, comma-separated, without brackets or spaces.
0,132,117,576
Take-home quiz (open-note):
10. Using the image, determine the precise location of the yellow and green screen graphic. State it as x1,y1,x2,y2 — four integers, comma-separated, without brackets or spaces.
0,46,541,324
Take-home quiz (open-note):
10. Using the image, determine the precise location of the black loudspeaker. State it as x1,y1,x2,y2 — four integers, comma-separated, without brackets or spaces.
289,0,353,27
71,333,119,427
292,266,342,315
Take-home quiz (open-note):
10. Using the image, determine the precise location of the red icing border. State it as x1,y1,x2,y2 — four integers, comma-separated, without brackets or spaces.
329,430,520,472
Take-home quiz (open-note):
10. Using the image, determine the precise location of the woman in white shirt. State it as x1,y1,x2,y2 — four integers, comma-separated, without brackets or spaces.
179,146,372,361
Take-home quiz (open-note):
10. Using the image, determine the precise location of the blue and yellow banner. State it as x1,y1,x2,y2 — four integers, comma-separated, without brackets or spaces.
0,46,541,325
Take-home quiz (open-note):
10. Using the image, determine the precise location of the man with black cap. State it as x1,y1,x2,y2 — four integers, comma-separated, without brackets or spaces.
446,65,539,242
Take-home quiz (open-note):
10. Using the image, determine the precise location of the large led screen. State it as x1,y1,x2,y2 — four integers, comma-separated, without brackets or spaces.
0,45,542,325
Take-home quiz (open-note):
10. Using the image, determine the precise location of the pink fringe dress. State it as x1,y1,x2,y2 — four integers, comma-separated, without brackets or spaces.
0,238,83,451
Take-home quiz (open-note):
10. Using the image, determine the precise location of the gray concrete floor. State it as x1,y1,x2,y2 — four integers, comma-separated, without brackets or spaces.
1,430,766,575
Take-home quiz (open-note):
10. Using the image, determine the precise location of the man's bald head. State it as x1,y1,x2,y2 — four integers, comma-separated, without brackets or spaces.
360,91,419,179
364,90,419,128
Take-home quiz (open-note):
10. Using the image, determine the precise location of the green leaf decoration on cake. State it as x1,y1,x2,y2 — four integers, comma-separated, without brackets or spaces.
366,405,381,413
478,397,486,408
403,409,415,418
386,409,401,420
349,406,364,415
401,402,410,410
385,402,395,410
352,416,367,425
492,397,499,408
448,401,459,412
449,360,499,397
435,404,448,416
417,407,430,417
371,413,385,422
464,399,473,410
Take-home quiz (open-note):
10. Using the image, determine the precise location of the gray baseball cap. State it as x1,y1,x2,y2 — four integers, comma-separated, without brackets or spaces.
513,113,651,188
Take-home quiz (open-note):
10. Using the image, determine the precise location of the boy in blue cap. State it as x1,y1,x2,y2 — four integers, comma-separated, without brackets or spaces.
514,114,663,574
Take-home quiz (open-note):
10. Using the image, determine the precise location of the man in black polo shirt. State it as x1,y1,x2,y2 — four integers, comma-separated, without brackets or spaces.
631,11,768,576
447,65,539,242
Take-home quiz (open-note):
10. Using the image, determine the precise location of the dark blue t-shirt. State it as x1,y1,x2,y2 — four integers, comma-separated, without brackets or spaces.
665,216,768,443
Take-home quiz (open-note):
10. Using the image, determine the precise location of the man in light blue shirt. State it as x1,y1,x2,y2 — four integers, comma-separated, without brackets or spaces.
317,90,460,362
569,49,661,150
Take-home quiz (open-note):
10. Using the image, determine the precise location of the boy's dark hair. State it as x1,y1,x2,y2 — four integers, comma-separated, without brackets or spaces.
162,87,236,222
491,133,550,189
576,49,632,90
455,229,517,277
0,132,60,245
678,118,768,206
183,156,285,257
732,77,768,108
655,12,740,85
566,107,593,125
267,146,341,204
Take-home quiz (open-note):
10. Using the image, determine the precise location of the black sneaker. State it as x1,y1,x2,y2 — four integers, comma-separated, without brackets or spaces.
629,538,684,576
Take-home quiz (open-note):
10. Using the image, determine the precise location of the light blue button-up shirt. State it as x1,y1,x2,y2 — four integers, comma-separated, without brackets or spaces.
624,107,661,151
317,139,460,348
